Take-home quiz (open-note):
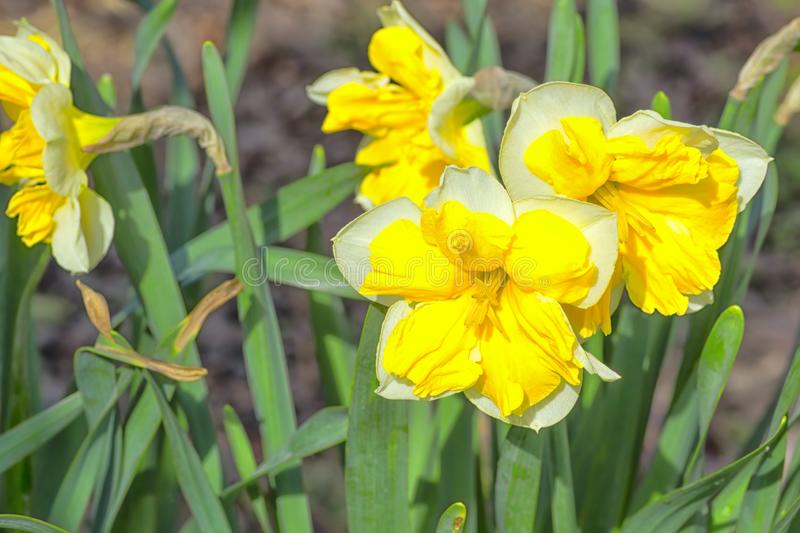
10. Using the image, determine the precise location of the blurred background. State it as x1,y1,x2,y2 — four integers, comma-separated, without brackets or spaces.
1,0,799,530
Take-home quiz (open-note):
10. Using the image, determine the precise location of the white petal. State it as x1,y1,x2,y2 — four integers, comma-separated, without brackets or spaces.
499,82,617,202
306,68,389,105
0,36,57,86
574,347,620,382
513,196,618,308
711,128,772,213
428,77,477,159
332,197,421,305
31,83,87,197
608,110,718,157
424,166,514,225
51,198,88,273
78,187,114,271
14,20,71,86
375,300,423,400
687,290,714,313
466,381,581,432
51,188,114,274
377,1,460,82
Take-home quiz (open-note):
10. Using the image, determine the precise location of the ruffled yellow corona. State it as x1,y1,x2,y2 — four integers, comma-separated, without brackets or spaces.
500,82,771,334
307,1,491,209
333,166,620,430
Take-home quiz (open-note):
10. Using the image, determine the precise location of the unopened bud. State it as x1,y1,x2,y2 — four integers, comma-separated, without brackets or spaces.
731,18,800,101
84,106,231,174
775,74,800,125
76,280,113,338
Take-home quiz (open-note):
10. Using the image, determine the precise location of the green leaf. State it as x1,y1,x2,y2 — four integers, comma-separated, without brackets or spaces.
97,73,117,109
634,306,744,509
48,368,132,530
203,41,312,532
220,406,349,502
753,57,789,145
222,405,270,531
586,0,620,93
684,305,745,481
621,418,788,533
345,305,410,533
132,0,180,89
735,343,800,531
146,373,232,533
225,0,259,99
0,393,82,475
650,91,672,119
445,20,471,73
570,13,585,83
306,149,356,407
773,495,800,533
545,0,577,82
573,306,672,530
436,502,468,533
548,424,578,533
495,426,544,532
0,515,69,533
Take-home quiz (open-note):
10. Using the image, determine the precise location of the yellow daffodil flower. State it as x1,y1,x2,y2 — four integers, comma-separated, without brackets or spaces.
500,82,771,334
307,1,492,209
333,166,620,430
4,83,119,273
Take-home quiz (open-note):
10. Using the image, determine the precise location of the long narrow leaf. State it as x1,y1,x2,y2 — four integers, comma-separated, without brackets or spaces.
345,305,410,532
586,0,620,93
495,426,544,532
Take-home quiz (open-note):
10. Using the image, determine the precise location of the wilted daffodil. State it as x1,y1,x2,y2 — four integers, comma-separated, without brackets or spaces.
333,166,620,429
307,1,491,209
500,82,771,334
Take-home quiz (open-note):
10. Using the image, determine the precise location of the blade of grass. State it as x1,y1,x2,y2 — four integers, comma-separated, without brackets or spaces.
345,304,410,533
435,396,478,533
495,426,544,533
225,0,259,100
131,0,180,89
223,405,271,532
621,418,788,533
586,0,620,93
146,372,232,533
203,41,312,532
570,14,585,83
0,393,83,475
545,0,577,82
0,515,69,533
306,147,355,407
651,91,672,119
548,423,578,533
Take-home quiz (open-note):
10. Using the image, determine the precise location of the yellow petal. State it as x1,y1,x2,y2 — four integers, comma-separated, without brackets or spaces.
356,132,446,208
377,1,460,83
306,67,389,106
420,200,512,272
524,116,613,200
323,80,427,136
473,284,582,419
362,217,468,301
368,26,442,100
382,294,482,398
500,81,617,202
563,261,623,337
506,209,597,305
5,181,64,246
0,109,45,184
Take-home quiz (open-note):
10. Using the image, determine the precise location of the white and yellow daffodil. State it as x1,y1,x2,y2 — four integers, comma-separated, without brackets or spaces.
500,82,771,334
307,1,491,209
4,83,118,273
333,166,620,430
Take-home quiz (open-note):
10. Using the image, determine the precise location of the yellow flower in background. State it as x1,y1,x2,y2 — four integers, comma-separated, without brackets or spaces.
307,1,491,209
500,82,771,333
0,21,118,273
4,83,119,273
333,166,620,430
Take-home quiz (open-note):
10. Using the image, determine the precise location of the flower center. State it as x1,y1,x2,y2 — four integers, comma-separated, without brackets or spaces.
590,181,653,242
465,268,507,331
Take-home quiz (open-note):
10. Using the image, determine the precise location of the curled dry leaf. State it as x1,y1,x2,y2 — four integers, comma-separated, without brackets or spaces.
175,278,243,353
75,279,113,338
